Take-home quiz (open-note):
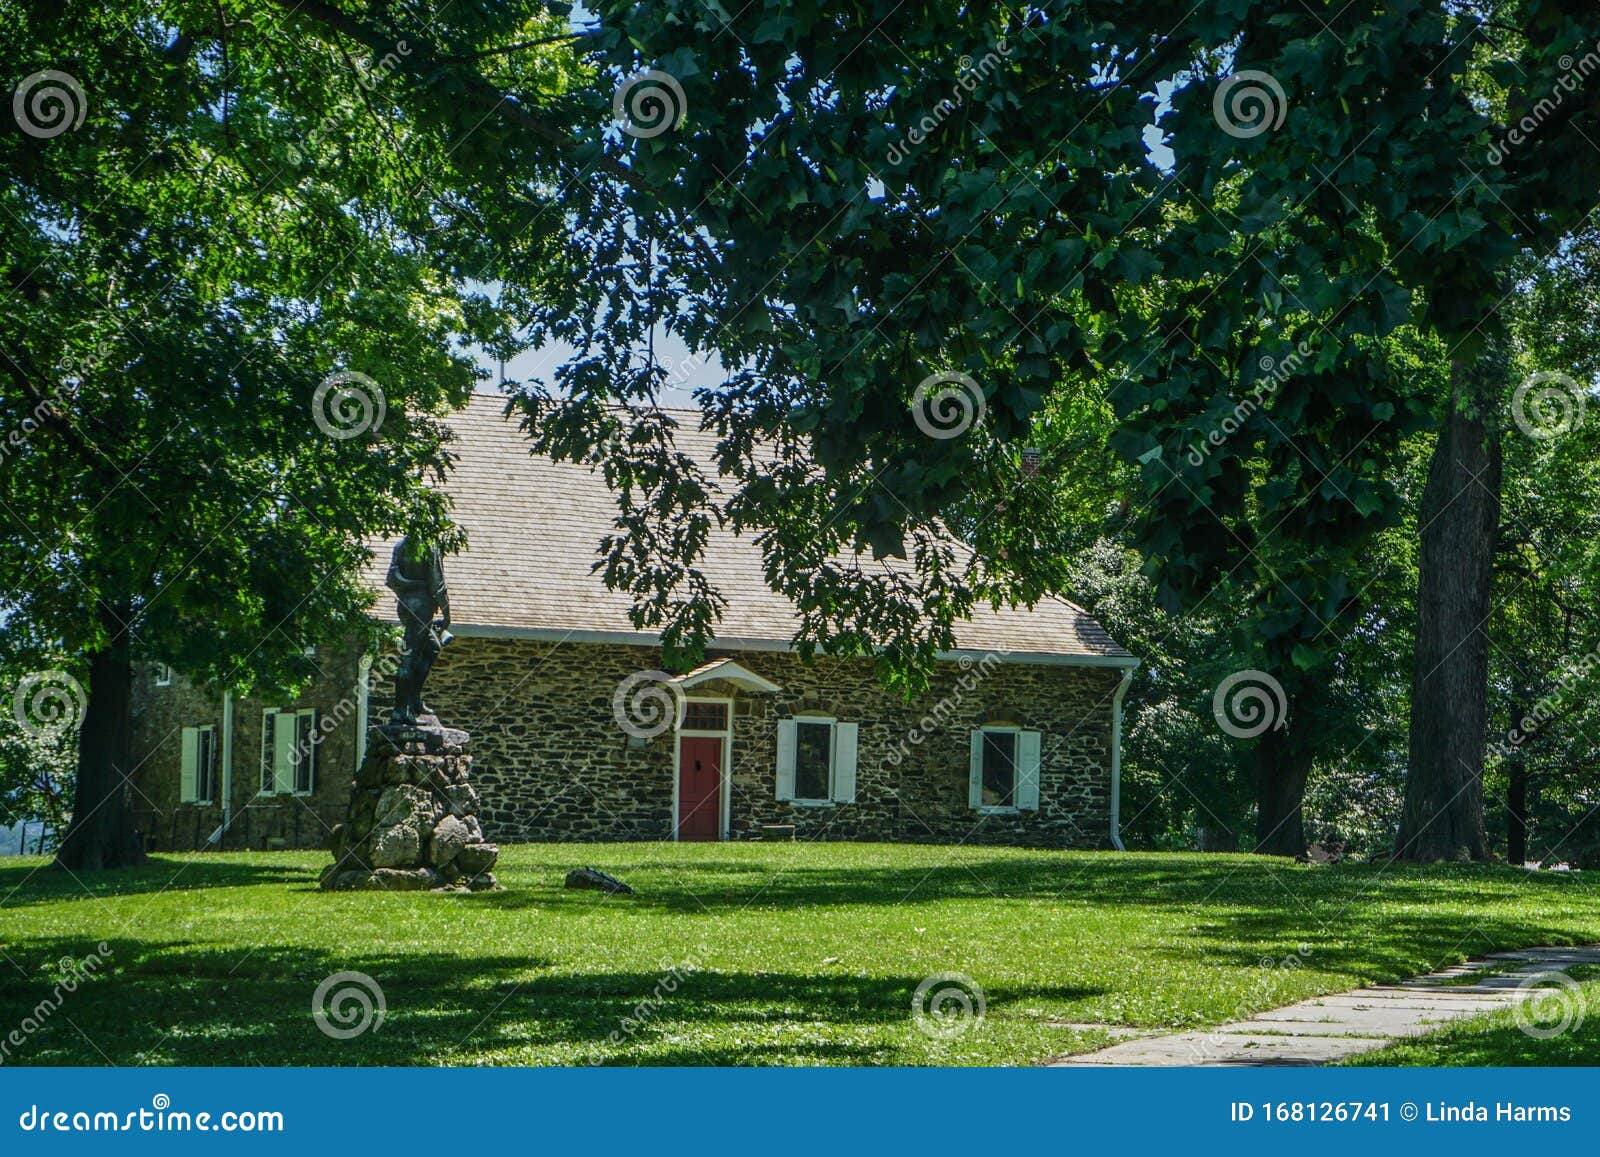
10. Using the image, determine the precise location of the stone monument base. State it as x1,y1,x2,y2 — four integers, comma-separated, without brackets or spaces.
320,718,500,892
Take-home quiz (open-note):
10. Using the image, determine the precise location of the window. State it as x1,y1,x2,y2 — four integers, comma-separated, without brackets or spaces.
981,730,1017,807
260,708,318,796
793,720,833,801
682,701,728,731
180,725,217,804
968,727,1042,812
776,717,858,804
293,711,316,794
154,664,172,687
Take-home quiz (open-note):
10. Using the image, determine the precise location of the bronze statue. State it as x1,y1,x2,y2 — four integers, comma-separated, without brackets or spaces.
386,535,452,724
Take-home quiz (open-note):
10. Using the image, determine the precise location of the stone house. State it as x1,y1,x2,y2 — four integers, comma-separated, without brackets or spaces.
130,394,1138,851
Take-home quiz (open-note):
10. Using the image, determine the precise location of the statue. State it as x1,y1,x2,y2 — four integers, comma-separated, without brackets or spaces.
386,535,453,725
321,534,497,893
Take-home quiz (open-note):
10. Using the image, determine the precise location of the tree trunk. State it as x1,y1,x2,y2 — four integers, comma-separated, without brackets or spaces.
54,604,146,871
1397,349,1503,862
1253,724,1313,856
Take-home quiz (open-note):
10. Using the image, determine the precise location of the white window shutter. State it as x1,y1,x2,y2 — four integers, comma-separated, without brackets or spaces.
832,722,858,803
180,728,198,803
775,718,797,800
968,731,985,808
1017,730,1042,811
273,714,295,794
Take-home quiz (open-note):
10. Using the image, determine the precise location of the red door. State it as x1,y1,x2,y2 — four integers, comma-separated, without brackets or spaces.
677,735,722,841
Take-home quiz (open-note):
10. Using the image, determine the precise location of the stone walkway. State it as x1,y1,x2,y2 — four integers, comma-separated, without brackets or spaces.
1049,944,1600,1067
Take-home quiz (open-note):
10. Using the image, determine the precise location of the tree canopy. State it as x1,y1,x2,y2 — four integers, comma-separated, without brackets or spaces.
6,0,1600,865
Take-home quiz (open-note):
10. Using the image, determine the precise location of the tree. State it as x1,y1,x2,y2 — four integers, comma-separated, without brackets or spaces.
1485,229,1600,864
255,3,1596,862
498,2,1176,682
0,1,546,867
0,654,76,850
16,2,1598,868
1098,2,1600,859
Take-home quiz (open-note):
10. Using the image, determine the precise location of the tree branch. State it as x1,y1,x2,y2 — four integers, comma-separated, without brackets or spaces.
262,0,643,187
446,29,594,61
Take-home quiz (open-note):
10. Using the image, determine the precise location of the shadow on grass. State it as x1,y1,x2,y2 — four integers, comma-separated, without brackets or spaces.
7,846,1594,916
616,1042,892,1066
482,852,1597,918
0,936,1102,1067
0,857,315,907
4,847,1598,1066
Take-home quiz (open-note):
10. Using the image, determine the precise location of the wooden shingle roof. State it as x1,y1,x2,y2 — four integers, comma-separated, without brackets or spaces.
370,393,1135,667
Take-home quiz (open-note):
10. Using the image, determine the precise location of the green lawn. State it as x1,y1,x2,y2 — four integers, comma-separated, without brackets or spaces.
1344,965,1600,1066
1,843,1598,1066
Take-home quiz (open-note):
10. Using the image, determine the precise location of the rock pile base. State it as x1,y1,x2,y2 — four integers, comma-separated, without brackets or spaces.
320,719,499,892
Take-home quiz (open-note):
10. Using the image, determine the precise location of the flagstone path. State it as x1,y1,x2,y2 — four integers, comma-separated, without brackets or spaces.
1048,944,1600,1067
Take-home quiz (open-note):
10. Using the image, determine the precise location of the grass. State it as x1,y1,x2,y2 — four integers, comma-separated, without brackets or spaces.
1345,964,1600,1066
1,843,1598,1066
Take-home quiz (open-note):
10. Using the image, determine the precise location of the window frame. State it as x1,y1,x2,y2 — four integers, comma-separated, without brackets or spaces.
181,724,217,805
259,707,319,797
292,709,317,795
790,716,836,805
775,715,858,806
977,725,1021,813
681,700,729,732
195,725,216,804
154,664,173,687
968,725,1042,814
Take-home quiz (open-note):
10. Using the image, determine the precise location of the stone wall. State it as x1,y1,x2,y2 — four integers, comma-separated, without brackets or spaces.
367,638,681,843
718,650,1122,847
135,636,1125,850
130,648,364,852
